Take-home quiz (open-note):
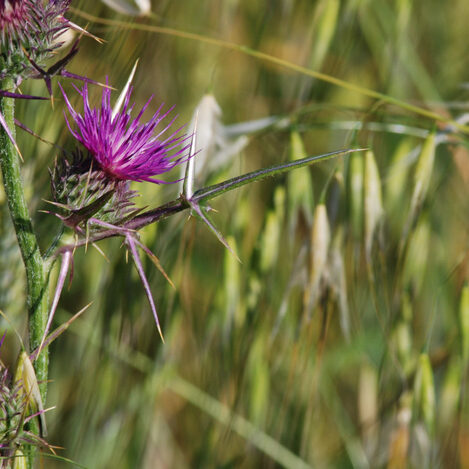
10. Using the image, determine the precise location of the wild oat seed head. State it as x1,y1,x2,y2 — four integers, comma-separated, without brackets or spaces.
60,82,190,184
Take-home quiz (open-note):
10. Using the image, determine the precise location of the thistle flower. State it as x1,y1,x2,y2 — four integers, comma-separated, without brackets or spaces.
0,0,71,85
0,343,49,463
52,82,189,341
0,0,101,156
60,82,189,184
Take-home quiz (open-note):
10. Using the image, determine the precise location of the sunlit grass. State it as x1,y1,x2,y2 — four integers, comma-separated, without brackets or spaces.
1,0,469,467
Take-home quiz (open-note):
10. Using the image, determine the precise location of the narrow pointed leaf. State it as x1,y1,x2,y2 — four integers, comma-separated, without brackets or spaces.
193,148,364,203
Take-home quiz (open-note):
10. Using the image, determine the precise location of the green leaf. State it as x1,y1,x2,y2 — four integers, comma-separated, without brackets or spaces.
193,148,364,204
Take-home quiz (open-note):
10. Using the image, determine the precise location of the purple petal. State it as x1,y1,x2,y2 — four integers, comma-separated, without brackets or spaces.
61,80,188,184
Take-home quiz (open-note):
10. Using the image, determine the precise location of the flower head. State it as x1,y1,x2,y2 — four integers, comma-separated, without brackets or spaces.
0,343,49,460
0,0,71,83
60,82,189,184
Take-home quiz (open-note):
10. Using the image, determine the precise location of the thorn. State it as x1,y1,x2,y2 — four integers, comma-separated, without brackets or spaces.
0,109,23,161
134,238,175,289
91,242,109,262
36,251,72,358
72,233,79,258
31,302,91,359
65,18,106,43
0,309,26,351
189,200,241,262
183,112,198,199
42,199,70,209
126,234,165,342
15,119,58,147
112,59,139,119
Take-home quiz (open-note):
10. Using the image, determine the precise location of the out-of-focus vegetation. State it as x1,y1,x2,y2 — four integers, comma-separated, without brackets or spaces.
2,0,469,467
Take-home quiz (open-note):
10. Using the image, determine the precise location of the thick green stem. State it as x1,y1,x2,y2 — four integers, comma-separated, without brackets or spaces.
0,79,49,400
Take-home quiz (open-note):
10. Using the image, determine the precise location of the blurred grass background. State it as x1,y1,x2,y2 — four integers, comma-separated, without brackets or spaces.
2,0,469,467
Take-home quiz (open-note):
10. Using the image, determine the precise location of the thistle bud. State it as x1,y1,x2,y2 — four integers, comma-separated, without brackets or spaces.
50,151,138,231
0,0,72,84
14,351,46,436
0,355,45,457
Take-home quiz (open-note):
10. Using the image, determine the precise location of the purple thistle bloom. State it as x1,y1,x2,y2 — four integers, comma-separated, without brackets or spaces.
0,0,99,157
60,82,190,184
0,0,71,84
0,0,68,39
0,0,30,38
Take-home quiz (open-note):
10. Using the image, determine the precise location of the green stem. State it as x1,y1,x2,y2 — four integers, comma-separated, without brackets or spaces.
0,79,49,400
